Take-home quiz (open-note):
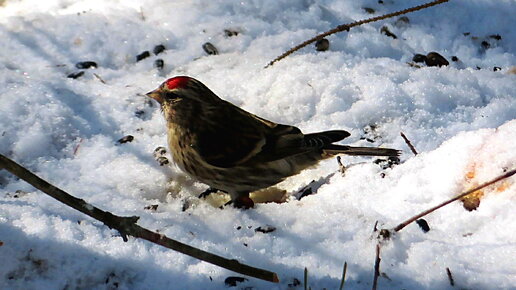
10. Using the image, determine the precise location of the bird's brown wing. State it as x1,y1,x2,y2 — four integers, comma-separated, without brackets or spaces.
196,101,350,167
194,101,272,168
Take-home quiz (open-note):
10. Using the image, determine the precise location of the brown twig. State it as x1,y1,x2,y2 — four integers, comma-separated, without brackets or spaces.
93,73,106,84
0,154,279,283
265,0,450,67
400,132,418,155
372,244,381,290
446,267,455,286
394,168,516,232
339,261,347,290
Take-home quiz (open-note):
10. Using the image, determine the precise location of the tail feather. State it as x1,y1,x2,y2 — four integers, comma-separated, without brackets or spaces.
323,144,400,157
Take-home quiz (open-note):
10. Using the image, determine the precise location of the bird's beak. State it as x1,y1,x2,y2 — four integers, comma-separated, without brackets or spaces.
146,89,163,104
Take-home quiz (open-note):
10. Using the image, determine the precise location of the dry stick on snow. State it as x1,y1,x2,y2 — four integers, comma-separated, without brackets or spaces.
265,0,450,68
0,154,279,283
446,267,455,286
370,168,515,288
339,261,348,290
372,244,381,290
393,168,515,232
400,132,418,155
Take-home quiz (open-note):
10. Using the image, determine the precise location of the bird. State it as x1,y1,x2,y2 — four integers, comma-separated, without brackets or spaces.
146,76,400,208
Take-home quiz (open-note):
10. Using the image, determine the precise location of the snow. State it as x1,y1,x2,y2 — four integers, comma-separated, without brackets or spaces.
0,0,515,289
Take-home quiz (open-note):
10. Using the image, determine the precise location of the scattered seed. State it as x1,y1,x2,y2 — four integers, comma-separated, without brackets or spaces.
136,51,151,62
489,34,502,40
144,204,159,211
481,41,490,49
394,16,410,27
425,52,449,67
117,135,134,144
412,54,427,63
75,61,97,69
135,110,145,118
67,71,85,79
380,26,397,39
493,66,502,71
153,44,166,55
156,156,169,166
416,219,430,233
315,38,330,51
153,146,167,157
224,29,239,37
451,56,459,62
363,7,375,14
154,59,164,70
255,225,276,234
202,42,218,55
224,277,248,287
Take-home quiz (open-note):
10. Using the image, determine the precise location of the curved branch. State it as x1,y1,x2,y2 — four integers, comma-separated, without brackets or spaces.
0,154,279,283
265,0,450,68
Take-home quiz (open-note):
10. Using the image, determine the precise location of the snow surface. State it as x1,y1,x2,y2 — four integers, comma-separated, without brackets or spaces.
1,0,515,289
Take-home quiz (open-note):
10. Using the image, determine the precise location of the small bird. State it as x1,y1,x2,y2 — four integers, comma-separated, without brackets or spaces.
146,76,399,208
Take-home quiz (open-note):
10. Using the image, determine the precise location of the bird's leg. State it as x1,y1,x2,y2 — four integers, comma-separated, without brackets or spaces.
198,187,221,199
232,192,254,209
223,192,254,209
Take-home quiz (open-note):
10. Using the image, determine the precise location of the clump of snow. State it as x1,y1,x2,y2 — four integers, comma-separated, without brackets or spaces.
1,0,515,289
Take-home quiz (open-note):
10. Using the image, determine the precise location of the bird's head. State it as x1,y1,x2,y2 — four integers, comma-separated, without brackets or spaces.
146,76,220,106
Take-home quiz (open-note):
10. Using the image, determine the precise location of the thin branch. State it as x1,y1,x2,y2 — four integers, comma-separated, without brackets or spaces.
339,261,347,290
0,154,279,283
400,132,418,155
265,0,450,67
446,267,455,286
394,168,516,232
304,267,309,290
372,244,381,290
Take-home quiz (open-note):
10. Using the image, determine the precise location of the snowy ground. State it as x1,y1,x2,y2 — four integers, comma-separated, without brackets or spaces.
1,0,515,289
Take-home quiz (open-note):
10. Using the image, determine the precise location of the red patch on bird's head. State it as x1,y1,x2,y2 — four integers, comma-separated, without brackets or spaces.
165,76,191,90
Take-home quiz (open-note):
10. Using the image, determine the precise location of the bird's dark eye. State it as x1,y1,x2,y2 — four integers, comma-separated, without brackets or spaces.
165,92,180,100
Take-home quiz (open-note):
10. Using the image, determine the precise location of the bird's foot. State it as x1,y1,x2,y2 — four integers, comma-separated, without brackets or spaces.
198,187,220,199
224,196,254,209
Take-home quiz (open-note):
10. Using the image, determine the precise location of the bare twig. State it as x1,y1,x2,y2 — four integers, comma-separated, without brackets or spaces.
304,267,309,290
394,168,516,232
0,154,279,283
339,262,347,290
93,73,106,84
372,244,381,290
400,132,418,155
446,267,455,286
265,0,450,67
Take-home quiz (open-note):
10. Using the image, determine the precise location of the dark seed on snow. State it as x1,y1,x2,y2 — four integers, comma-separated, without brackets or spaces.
255,225,276,234
156,156,169,166
117,135,134,144
416,219,430,233
425,52,449,67
412,54,427,63
363,7,375,14
315,38,330,51
380,26,397,39
202,42,218,55
493,66,501,71
451,56,459,62
136,51,151,62
154,59,164,69
67,71,85,79
224,277,248,287
75,61,98,69
224,29,239,37
153,44,166,55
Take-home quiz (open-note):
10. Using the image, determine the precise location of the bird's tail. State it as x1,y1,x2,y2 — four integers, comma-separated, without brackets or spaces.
323,144,400,157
